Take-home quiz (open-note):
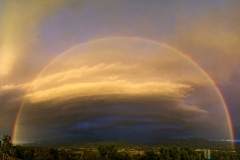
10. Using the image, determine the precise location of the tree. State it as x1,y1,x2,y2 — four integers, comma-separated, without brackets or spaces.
159,147,171,160
98,144,118,160
33,147,56,160
80,148,99,160
179,147,201,160
23,150,33,160
115,151,131,160
1,135,13,160
169,146,180,160
140,150,158,160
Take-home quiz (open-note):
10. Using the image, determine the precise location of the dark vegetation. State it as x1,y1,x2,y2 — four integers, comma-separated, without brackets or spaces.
0,135,239,160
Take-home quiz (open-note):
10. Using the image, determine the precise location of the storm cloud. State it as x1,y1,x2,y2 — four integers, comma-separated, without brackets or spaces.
14,38,228,144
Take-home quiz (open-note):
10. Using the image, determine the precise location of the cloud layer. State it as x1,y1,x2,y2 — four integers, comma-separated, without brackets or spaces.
14,38,229,144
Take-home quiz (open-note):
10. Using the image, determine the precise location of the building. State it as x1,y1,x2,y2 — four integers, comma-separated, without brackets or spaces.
204,149,211,159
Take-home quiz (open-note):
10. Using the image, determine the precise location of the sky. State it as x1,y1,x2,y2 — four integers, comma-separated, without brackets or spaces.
1,0,240,146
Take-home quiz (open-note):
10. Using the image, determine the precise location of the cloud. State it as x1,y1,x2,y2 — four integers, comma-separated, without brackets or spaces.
17,97,210,143
163,1,240,84
0,83,30,137
21,38,209,107
26,77,192,105
0,0,66,79
0,0,68,137
14,38,230,143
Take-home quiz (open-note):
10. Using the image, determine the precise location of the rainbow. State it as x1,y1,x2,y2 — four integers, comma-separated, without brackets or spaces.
12,37,235,149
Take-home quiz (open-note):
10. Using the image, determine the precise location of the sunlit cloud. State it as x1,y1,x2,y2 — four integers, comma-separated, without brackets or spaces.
26,81,191,104
0,0,65,77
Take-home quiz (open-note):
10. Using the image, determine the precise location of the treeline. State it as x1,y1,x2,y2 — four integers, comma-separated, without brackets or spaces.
159,138,234,150
0,135,238,160
210,150,238,160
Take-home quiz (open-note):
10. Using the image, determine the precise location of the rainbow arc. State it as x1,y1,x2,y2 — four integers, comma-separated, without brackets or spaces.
12,37,235,149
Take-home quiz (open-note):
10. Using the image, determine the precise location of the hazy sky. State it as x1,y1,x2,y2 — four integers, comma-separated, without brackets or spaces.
1,0,240,145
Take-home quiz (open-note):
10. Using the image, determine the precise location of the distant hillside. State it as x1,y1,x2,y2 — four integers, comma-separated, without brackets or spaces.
21,137,239,150
159,138,234,149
